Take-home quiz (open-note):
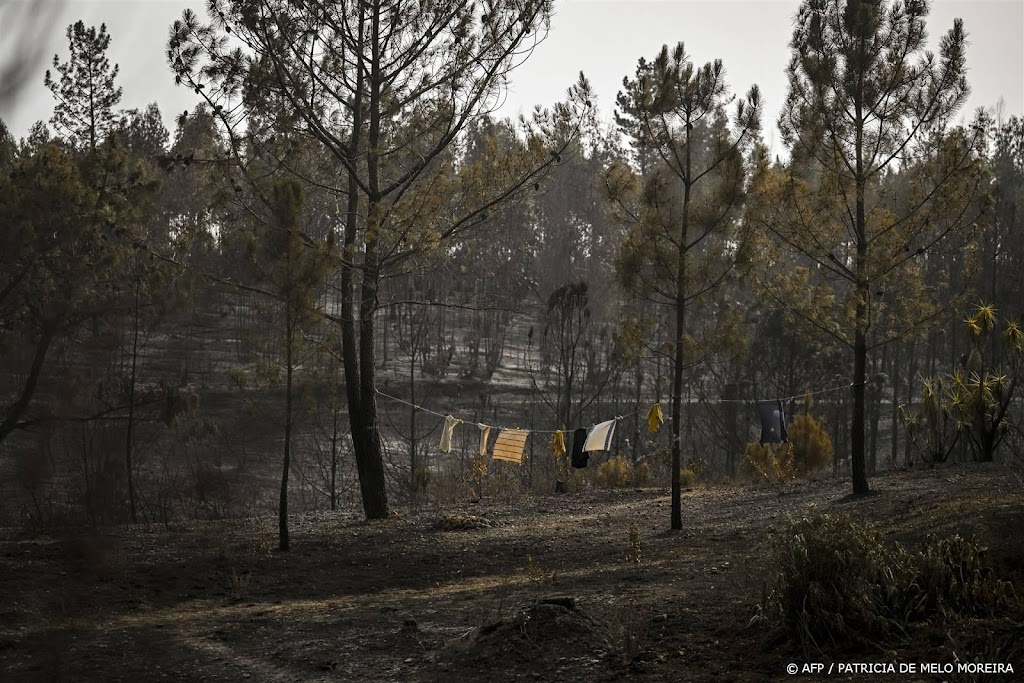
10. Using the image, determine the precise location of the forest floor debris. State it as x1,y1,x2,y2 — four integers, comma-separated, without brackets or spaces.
1,462,1022,681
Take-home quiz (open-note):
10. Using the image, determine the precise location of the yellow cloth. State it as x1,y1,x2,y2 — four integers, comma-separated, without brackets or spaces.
550,430,566,457
647,403,664,433
492,428,529,464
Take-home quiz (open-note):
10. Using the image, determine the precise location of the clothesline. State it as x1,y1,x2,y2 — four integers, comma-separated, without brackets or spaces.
374,389,647,434
375,380,842,463
710,382,854,404
376,380,852,434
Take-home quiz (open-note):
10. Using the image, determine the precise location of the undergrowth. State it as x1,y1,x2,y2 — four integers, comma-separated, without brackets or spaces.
756,514,1018,653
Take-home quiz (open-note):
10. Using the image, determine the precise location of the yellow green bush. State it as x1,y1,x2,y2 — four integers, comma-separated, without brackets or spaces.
789,413,833,474
757,514,1018,651
595,457,651,488
679,466,697,488
741,441,795,482
741,412,833,481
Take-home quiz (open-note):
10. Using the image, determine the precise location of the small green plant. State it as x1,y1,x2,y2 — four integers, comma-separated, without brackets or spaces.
632,460,650,486
596,457,631,487
252,515,273,556
609,602,651,663
788,412,833,474
408,466,431,498
627,521,642,566
596,456,652,488
526,554,557,584
679,466,697,488
740,441,795,483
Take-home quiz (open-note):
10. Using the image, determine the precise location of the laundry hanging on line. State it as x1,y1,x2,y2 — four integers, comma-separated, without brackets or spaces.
584,419,617,452
550,430,566,457
492,428,529,464
646,403,664,433
478,424,491,457
570,427,588,469
758,400,788,445
439,415,463,453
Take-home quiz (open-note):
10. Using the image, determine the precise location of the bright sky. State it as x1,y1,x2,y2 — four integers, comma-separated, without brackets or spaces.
2,0,1022,158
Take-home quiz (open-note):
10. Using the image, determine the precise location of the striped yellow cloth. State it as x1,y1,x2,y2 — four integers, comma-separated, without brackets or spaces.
492,428,529,464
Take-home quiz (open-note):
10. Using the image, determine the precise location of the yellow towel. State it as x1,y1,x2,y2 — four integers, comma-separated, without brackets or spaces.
550,430,566,457
492,428,529,464
647,403,664,433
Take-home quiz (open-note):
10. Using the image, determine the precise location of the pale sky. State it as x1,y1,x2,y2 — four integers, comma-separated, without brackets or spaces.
1,0,1022,157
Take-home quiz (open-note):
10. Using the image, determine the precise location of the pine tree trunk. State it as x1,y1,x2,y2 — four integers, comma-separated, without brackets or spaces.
280,350,292,552
889,342,900,467
868,345,886,474
125,281,140,524
851,83,871,496
671,129,692,531
0,326,56,445
330,402,339,512
904,340,918,466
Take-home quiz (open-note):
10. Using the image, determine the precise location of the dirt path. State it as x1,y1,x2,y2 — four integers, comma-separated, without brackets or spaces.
2,463,1022,681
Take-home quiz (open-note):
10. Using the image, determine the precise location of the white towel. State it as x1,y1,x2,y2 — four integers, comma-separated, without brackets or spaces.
439,415,462,453
478,424,491,457
584,419,616,452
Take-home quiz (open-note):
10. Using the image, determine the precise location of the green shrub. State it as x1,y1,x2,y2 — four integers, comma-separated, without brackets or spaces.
741,441,795,482
679,466,697,488
913,535,1017,617
632,460,650,486
788,413,833,474
596,457,651,488
758,514,1017,652
596,457,632,488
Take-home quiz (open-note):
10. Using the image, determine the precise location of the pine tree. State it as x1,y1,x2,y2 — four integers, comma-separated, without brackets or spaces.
755,0,987,495
610,43,761,530
45,21,123,151
169,0,581,520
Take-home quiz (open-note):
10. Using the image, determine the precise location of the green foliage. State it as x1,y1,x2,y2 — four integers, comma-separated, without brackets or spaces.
406,466,431,497
898,375,960,464
758,515,1017,651
755,0,989,495
526,555,557,584
678,466,697,488
901,304,1023,463
627,521,642,566
741,442,795,483
0,137,160,443
788,413,833,474
595,457,649,488
741,414,831,481
45,21,122,150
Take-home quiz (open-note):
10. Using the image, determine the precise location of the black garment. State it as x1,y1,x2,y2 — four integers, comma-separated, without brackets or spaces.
758,400,788,445
570,427,589,468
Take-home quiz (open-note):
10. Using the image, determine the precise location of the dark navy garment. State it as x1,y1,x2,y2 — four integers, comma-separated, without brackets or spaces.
758,400,788,445
571,427,589,468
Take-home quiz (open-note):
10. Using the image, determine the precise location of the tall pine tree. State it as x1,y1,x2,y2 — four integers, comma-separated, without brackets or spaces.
45,21,122,151
753,0,987,494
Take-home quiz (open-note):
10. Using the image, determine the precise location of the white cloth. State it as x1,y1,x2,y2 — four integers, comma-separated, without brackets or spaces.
439,415,462,453
584,419,616,452
478,424,491,457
